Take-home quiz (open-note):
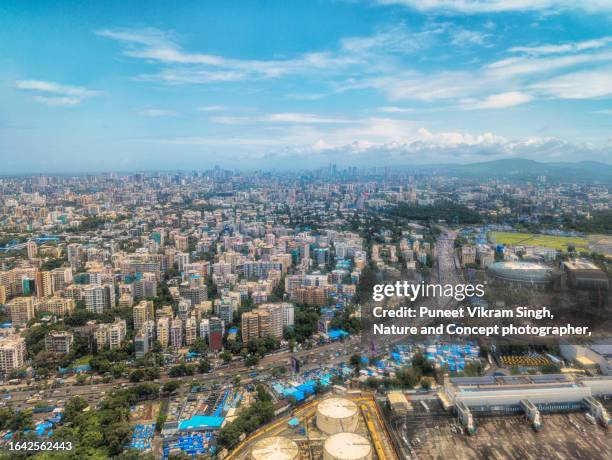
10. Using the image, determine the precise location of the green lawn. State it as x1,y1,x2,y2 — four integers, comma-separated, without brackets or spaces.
71,355,93,367
488,231,589,252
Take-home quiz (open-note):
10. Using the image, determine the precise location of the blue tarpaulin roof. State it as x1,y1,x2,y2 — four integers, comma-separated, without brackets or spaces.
288,418,299,427
328,329,349,340
178,416,224,430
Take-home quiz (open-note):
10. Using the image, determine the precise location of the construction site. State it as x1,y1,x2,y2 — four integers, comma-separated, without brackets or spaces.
225,391,399,460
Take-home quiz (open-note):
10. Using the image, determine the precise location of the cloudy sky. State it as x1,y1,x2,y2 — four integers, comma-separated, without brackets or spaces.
2,0,612,172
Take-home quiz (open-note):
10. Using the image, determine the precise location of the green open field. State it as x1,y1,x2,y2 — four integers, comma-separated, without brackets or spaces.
488,231,590,252
71,355,92,367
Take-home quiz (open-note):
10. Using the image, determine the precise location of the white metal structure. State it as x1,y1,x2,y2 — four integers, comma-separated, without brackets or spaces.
316,398,359,434
250,436,299,460
323,432,372,460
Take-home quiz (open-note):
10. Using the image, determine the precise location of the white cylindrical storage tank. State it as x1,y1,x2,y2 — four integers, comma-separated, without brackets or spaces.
250,436,299,460
323,432,372,460
316,397,359,434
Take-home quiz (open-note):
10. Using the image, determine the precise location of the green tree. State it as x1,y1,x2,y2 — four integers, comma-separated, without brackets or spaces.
245,355,259,367
189,337,208,355
129,369,145,382
162,381,180,394
198,359,211,373
350,353,362,373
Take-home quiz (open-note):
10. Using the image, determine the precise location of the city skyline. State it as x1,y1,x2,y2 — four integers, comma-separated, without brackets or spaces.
2,0,612,172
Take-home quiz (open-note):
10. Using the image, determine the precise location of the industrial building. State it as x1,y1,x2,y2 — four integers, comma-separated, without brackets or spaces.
561,260,609,290
442,374,612,430
560,342,612,375
250,436,299,460
323,432,372,460
233,394,393,460
316,398,359,435
386,391,412,416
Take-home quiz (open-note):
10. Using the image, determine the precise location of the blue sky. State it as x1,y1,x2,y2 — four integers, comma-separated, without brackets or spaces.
2,0,612,172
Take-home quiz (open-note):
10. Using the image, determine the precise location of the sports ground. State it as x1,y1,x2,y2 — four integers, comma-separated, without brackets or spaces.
488,232,590,252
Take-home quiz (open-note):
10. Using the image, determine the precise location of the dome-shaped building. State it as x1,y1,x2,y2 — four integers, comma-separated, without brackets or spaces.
488,261,552,287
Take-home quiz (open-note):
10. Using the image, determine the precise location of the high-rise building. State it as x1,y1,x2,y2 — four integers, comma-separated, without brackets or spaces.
118,293,133,308
175,235,189,252
241,311,260,344
45,331,74,354
241,309,271,343
184,317,197,346
83,284,115,314
135,320,155,358
281,303,295,329
217,299,233,325
35,271,54,298
38,297,75,317
51,267,73,292
294,286,327,307
132,277,157,299
175,252,190,272
208,317,224,351
67,243,84,270
170,318,183,348
179,283,208,306
259,303,284,339
7,297,36,326
0,335,26,374
177,299,191,321
133,300,154,332
157,317,170,348
95,319,126,349
199,318,210,341
26,240,38,259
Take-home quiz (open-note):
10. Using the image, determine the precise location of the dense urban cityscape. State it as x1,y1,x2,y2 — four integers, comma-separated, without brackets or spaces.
0,163,610,459
4,0,612,458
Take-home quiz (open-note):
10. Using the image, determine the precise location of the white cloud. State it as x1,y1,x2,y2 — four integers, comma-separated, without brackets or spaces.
209,116,252,125
485,49,612,78
375,0,612,14
462,91,533,109
509,37,612,55
262,113,352,124
198,105,227,112
139,108,177,117
377,106,415,113
337,34,612,107
32,96,82,107
97,24,487,89
348,71,476,101
15,79,100,106
138,126,610,165
97,24,612,117
531,68,612,99
451,29,489,47
210,112,353,125
97,28,361,83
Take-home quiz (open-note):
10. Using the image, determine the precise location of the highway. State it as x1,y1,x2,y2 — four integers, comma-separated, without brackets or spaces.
363,227,463,351
2,336,360,409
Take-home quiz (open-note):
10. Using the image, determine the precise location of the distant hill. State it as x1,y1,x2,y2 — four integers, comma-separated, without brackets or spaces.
405,159,612,183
